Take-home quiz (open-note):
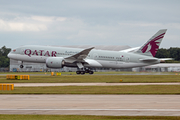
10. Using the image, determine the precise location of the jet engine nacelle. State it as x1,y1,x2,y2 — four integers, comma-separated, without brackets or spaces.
46,57,65,68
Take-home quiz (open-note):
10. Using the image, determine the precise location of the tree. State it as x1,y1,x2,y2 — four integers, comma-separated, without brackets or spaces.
168,47,180,61
0,46,11,67
155,48,170,58
155,47,180,63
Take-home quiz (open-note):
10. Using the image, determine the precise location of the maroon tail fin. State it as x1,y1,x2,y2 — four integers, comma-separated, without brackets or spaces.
135,29,167,57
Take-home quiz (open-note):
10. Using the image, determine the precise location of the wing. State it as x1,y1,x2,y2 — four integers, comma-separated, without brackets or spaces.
64,47,94,63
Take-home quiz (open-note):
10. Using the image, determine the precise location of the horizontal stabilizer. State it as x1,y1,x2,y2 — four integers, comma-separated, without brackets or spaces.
140,58,173,63
159,58,173,61
159,58,173,63
139,58,158,62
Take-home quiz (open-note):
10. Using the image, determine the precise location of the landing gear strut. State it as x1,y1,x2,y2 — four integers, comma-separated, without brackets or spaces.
20,61,24,68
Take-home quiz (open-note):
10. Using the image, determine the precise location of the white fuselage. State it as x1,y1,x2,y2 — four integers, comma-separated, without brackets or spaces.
8,45,160,69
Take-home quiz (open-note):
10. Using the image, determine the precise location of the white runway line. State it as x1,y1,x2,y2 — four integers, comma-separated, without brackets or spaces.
13,82,180,87
1,109,180,111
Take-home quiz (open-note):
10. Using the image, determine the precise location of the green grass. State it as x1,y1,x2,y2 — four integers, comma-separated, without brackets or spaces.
0,72,62,74
1,85,180,94
0,75,180,83
0,115,180,120
0,71,131,75
0,71,176,75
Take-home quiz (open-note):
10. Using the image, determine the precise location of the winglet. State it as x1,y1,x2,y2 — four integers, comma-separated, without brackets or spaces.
135,29,167,57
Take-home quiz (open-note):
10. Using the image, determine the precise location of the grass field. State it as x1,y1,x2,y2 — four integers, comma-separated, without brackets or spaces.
0,115,180,120
0,74,180,83
0,85,180,94
0,71,176,75
1,73,180,118
1,73,180,94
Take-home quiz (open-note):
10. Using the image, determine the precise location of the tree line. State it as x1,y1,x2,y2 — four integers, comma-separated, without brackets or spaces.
155,47,180,62
0,46,11,67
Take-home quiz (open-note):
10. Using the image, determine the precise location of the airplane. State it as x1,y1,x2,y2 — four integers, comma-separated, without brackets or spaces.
8,29,171,74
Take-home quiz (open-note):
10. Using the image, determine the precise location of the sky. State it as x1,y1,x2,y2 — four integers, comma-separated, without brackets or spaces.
0,0,180,49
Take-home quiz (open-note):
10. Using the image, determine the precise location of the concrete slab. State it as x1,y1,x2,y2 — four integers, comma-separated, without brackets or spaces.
0,95,180,116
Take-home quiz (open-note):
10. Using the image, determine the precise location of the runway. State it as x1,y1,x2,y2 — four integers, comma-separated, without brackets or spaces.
0,95,180,116
13,82,180,87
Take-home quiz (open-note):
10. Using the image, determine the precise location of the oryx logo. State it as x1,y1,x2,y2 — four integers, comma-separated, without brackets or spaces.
141,33,165,57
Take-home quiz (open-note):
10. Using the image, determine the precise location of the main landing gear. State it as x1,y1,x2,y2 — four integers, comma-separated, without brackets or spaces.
76,68,94,75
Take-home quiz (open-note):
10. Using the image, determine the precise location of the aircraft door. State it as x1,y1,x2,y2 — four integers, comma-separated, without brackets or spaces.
21,49,25,55
125,56,130,62
93,53,98,60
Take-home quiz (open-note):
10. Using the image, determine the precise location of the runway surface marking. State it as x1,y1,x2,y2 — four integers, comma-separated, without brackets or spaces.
1,109,180,111
0,95,180,116
13,83,180,87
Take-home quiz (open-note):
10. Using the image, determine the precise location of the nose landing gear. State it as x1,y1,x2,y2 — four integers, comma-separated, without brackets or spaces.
20,61,24,68
20,65,24,68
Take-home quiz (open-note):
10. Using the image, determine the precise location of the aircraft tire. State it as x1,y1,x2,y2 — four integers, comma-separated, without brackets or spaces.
81,71,85,75
20,65,24,68
89,71,94,74
76,71,80,74
85,70,89,73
